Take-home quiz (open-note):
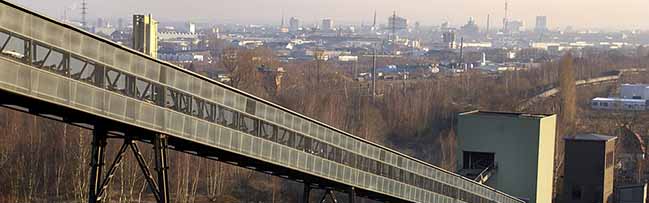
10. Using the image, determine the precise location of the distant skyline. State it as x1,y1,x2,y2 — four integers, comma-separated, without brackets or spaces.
8,0,649,30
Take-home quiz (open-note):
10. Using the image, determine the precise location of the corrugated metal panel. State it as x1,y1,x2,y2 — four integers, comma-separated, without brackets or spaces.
114,48,132,73
0,58,27,92
99,43,116,67
68,30,83,54
81,35,100,59
0,4,29,34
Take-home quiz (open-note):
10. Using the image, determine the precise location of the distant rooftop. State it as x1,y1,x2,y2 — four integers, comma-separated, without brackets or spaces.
459,110,554,119
565,133,617,142
616,183,647,189
622,84,649,87
592,97,646,102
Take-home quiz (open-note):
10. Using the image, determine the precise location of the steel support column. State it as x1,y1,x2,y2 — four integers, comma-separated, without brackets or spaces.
319,189,338,203
95,140,131,201
88,125,107,203
302,183,311,203
154,134,170,203
131,141,162,202
304,185,355,203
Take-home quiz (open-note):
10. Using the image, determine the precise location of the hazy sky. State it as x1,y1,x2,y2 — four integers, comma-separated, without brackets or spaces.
8,0,649,30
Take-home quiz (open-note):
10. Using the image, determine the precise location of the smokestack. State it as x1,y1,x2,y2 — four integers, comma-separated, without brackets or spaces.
459,37,464,59
503,0,509,33
481,52,487,66
392,11,397,41
486,14,490,35
373,10,377,30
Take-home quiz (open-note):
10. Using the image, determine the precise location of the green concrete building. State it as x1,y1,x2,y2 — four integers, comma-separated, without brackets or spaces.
457,111,557,203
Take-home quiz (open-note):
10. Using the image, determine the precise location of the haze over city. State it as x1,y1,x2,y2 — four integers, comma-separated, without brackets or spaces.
8,0,649,30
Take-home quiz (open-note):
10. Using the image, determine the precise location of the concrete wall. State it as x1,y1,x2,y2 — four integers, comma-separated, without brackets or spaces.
563,141,605,203
536,115,557,203
457,112,556,203
605,140,616,203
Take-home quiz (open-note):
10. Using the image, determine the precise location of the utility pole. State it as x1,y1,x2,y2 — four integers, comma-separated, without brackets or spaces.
459,37,464,69
81,0,87,30
392,11,397,41
372,46,377,98
353,59,358,80
62,7,67,23
391,11,397,55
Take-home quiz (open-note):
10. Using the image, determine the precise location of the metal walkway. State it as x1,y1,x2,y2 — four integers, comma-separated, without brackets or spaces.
0,2,523,203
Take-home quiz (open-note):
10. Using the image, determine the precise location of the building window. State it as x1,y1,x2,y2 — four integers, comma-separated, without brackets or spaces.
463,151,495,170
572,186,582,200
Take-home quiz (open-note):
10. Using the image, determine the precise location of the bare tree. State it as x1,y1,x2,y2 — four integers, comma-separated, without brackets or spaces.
558,52,577,133
553,52,577,200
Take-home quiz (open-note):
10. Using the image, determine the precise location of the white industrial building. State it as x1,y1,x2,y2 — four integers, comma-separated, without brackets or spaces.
621,84,649,99
337,55,358,62
158,31,199,40
591,97,646,111
590,84,649,111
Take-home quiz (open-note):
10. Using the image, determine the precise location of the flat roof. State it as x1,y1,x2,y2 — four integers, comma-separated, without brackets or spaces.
617,184,647,189
459,110,554,119
622,84,649,87
565,133,617,142
592,97,646,102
